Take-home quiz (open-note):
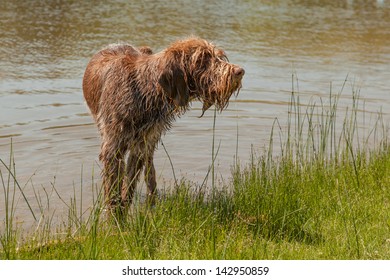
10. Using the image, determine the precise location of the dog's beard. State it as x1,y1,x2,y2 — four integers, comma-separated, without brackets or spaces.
198,86,241,118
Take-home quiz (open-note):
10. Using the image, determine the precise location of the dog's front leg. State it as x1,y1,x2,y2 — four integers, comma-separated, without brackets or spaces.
144,154,157,205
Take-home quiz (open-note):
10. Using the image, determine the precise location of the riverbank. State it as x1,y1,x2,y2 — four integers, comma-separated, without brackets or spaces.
1,89,390,259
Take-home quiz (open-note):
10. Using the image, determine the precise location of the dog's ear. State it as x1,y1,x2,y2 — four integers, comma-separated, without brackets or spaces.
159,67,189,107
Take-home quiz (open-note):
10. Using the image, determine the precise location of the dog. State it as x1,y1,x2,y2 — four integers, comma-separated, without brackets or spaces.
82,37,244,210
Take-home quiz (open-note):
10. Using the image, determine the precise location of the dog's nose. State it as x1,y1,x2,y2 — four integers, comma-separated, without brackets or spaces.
233,67,245,77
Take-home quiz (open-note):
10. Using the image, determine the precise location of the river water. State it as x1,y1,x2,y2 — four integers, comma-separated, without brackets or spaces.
0,0,389,225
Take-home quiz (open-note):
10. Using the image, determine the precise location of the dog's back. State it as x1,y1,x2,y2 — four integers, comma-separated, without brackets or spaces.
82,44,148,119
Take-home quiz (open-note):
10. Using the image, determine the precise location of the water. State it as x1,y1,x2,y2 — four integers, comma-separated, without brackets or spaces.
0,0,389,225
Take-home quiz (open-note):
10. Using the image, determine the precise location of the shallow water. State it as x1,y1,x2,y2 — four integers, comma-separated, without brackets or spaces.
0,0,389,225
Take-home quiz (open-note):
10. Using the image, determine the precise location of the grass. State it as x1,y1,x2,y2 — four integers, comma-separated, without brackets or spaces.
1,76,390,259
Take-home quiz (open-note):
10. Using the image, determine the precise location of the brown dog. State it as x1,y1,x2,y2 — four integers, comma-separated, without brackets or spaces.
82,37,244,209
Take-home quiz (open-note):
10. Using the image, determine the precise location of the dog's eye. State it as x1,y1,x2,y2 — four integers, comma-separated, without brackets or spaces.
220,55,229,62
189,81,196,90
215,49,228,62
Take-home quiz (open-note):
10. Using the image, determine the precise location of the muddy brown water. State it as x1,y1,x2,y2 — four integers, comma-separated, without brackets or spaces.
0,0,389,227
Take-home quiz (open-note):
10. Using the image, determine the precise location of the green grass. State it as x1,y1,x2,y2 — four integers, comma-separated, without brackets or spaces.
1,76,390,259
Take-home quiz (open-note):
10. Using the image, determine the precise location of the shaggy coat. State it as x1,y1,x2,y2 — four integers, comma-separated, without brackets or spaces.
82,37,244,209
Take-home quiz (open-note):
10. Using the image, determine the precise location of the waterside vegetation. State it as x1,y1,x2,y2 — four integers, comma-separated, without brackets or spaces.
1,77,390,259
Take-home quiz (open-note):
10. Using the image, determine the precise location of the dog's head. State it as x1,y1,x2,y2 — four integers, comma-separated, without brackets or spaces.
158,37,244,116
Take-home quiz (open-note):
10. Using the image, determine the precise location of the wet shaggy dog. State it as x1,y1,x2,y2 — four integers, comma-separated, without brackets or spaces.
82,37,245,210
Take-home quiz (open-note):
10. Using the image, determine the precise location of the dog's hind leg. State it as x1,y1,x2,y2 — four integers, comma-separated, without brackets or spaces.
122,152,144,206
99,139,127,209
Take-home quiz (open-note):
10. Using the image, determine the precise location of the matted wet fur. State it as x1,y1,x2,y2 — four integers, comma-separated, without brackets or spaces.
82,37,244,210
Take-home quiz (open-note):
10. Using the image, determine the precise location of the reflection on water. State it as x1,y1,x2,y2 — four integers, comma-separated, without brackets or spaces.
0,0,389,225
